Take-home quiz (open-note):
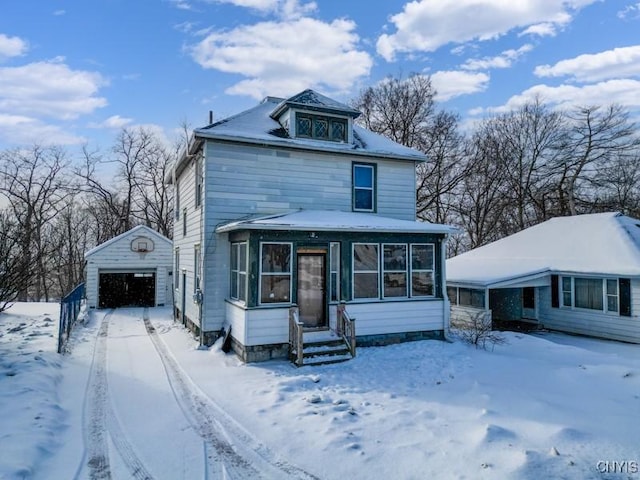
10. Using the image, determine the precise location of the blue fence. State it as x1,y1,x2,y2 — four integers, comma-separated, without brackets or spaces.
58,282,85,354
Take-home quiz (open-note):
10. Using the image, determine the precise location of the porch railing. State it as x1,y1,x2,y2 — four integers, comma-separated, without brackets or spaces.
288,305,304,366
336,301,356,358
58,282,85,353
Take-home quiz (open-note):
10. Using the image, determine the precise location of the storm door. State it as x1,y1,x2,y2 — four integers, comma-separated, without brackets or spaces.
296,250,327,328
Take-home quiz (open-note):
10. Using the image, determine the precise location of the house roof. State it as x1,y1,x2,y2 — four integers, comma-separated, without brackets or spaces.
84,225,172,258
270,89,361,119
447,212,640,287
216,209,456,235
193,92,426,163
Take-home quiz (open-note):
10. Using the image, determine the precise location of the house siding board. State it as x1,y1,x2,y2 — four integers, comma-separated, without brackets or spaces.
225,302,248,345
245,307,289,346
346,300,444,336
206,141,415,220
172,152,205,328
538,283,640,343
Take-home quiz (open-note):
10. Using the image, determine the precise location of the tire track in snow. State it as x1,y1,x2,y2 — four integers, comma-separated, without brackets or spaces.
142,310,320,480
80,311,155,480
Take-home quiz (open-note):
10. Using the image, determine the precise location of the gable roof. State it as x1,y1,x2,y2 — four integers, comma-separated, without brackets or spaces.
85,225,171,258
447,212,640,286
193,91,426,163
216,209,456,235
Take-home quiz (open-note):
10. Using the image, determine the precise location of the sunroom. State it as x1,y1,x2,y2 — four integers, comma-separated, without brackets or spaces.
217,210,454,362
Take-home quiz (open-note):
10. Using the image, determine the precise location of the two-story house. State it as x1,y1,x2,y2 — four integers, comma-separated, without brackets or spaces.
170,89,454,363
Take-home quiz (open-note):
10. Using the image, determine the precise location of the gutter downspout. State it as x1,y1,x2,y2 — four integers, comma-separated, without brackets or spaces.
441,233,453,342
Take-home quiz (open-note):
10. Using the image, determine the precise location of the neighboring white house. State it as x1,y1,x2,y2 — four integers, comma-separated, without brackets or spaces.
85,225,173,309
169,89,455,363
447,212,640,343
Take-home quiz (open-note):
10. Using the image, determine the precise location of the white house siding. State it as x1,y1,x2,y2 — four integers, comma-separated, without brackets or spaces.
225,301,248,345
172,154,205,329
201,140,419,334
85,228,172,309
538,282,640,343
346,300,444,337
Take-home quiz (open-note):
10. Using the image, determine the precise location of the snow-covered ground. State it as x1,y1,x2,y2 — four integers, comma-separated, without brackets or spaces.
1,303,639,479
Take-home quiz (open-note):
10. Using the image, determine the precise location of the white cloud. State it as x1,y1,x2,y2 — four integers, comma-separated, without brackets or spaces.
476,79,640,115
430,70,490,101
189,17,372,99
0,113,85,145
201,0,316,19
376,0,599,61
0,57,108,120
519,22,558,37
534,45,640,82
0,34,28,60
53,10,66,16
89,115,134,129
617,3,640,19
462,44,533,70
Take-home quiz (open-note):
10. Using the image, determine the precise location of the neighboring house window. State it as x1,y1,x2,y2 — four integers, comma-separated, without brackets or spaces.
353,163,375,212
194,244,201,293
560,276,620,313
353,243,379,299
561,276,572,307
410,244,434,297
182,208,187,236
174,248,179,289
458,288,485,308
295,113,347,142
175,179,180,219
607,279,619,312
195,155,203,208
330,242,340,302
447,286,457,304
383,244,407,298
260,243,292,304
230,242,247,303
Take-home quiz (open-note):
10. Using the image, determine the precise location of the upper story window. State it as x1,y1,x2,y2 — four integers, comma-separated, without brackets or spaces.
296,113,347,142
353,163,376,212
195,155,203,208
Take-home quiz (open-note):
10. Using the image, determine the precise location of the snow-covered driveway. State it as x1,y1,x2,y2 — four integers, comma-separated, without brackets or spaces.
77,308,317,480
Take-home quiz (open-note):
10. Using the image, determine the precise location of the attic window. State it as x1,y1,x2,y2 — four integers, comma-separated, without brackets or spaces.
295,113,346,142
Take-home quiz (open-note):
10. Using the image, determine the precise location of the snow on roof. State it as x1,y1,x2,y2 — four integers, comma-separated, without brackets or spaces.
271,89,361,118
216,210,455,234
195,94,425,162
84,225,171,258
447,212,640,286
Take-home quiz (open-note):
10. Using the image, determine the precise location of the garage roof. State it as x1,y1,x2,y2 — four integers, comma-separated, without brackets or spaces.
85,225,172,259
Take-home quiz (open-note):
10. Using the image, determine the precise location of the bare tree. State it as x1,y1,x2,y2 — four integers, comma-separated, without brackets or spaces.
558,104,639,215
0,145,75,300
0,211,34,312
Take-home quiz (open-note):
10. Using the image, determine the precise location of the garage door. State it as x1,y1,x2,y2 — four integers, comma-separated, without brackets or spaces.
99,272,156,308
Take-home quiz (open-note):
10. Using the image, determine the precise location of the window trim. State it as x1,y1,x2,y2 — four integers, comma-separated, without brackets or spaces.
352,162,376,213
230,242,248,303
382,243,408,299
352,242,380,300
258,241,293,305
195,154,203,208
410,243,435,298
174,248,180,290
330,242,340,303
175,179,180,220
559,275,621,314
193,244,201,294
182,208,187,236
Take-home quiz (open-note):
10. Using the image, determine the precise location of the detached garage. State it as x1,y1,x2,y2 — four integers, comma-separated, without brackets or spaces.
85,225,173,309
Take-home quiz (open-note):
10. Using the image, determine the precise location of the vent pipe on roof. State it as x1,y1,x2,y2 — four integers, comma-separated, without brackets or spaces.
209,110,213,124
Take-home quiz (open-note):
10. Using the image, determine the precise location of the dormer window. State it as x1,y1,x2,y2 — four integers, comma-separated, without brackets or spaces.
295,113,347,142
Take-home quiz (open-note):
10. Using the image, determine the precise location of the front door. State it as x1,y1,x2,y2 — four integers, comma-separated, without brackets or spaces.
297,251,327,328
522,287,537,320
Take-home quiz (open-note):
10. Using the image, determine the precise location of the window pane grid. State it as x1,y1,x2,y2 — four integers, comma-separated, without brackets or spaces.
330,242,340,302
230,242,247,303
410,244,434,297
383,244,407,298
353,164,374,211
353,244,379,299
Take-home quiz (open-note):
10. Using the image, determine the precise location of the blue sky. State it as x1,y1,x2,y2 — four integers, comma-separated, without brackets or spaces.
1,0,639,150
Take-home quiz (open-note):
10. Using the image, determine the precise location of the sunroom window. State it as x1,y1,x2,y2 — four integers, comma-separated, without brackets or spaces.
353,243,379,299
260,243,291,304
410,244,434,297
330,242,340,302
383,244,407,298
230,242,247,303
